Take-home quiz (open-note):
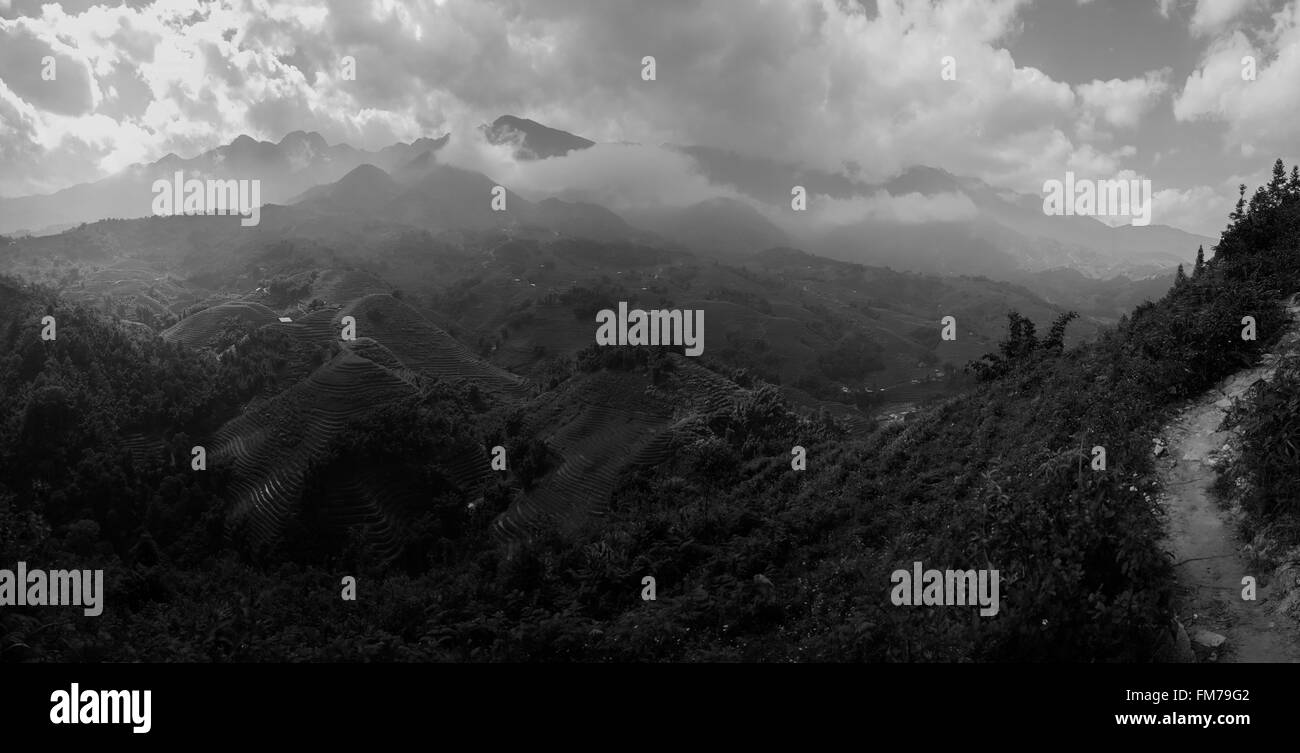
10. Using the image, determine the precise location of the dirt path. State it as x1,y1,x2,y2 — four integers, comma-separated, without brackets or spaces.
1157,296,1300,662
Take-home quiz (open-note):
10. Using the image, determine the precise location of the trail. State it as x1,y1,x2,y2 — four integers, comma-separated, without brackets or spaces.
1156,295,1300,662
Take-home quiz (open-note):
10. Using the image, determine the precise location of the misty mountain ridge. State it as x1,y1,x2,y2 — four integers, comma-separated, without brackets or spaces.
1,115,1210,285
0,129,451,237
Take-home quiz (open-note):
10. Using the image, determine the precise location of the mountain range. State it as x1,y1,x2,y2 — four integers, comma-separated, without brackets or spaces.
1,115,1212,285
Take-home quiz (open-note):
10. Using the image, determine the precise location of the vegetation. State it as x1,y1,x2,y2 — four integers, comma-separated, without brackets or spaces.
6,161,1300,662
1211,160,1300,552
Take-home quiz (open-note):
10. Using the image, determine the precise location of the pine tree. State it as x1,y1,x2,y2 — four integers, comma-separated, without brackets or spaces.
1194,245,1205,276
1229,183,1247,225
1268,158,1288,206
1248,185,1269,219
1288,165,1300,198
1175,264,1188,287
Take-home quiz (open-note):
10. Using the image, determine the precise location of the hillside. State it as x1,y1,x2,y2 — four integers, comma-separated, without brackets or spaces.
4,162,1300,662
162,301,281,348
494,354,744,541
0,180,1095,425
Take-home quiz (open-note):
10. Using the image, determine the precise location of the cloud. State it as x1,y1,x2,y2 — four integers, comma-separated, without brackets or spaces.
1189,0,1266,36
1173,3,1300,157
1151,183,1237,236
0,0,1190,240
1076,68,1171,129
0,19,99,116
437,131,744,212
798,190,980,226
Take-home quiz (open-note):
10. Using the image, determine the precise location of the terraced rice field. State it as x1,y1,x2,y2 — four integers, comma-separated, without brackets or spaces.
310,269,392,304
161,301,279,348
494,364,740,541
340,294,530,397
313,466,421,561
494,405,668,540
664,356,747,414
210,350,420,545
119,432,167,469
289,307,342,341
262,306,339,342
61,267,200,318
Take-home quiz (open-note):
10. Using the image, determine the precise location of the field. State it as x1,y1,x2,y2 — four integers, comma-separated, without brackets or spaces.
210,349,426,546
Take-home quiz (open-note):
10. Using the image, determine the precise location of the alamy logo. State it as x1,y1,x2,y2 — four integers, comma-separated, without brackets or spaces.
890,561,1000,617
595,302,704,356
0,562,103,616
151,170,261,227
50,684,151,734
1042,171,1152,227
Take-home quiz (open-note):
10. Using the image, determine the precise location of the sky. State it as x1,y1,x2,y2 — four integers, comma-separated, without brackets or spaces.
0,0,1297,236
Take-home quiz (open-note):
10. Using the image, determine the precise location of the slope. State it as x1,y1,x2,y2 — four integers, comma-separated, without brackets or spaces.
210,347,490,554
493,354,744,541
161,301,280,348
338,293,530,397
1156,294,1300,662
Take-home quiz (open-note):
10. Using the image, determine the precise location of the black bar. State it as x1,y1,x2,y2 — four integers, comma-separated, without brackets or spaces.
0,663,1284,742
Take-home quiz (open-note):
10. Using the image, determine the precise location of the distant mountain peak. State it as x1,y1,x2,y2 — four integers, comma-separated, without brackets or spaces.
293,162,400,209
484,115,594,159
884,165,965,195
279,130,329,150
492,115,541,130
219,134,278,164
412,134,450,151
337,163,395,187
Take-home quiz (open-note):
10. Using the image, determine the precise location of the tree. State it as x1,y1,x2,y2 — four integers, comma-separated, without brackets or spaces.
1175,264,1188,287
1228,183,1247,227
1194,246,1205,277
999,311,1038,361
1248,185,1270,219
1268,158,1288,207
967,310,1046,382
1043,311,1079,352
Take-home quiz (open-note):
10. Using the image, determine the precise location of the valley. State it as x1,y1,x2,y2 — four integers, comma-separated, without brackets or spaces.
1,118,1276,666
0,129,1176,572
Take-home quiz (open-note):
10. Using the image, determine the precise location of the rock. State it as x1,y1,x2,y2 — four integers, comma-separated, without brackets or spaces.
1153,439,1167,457
753,574,774,589
1193,629,1226,650
1215,398,1232,410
